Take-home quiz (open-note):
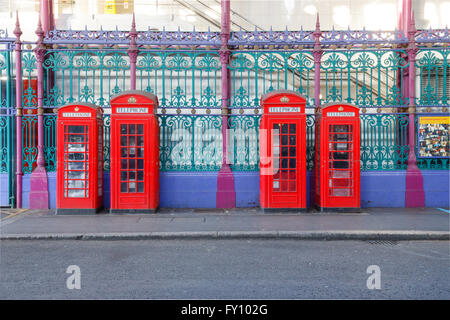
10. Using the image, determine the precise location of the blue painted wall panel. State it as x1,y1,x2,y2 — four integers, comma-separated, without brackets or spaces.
422,170,449,208
0,174,9,207
361,171,406,208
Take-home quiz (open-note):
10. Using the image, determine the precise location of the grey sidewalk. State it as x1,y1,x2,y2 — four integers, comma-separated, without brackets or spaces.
0,207,449,240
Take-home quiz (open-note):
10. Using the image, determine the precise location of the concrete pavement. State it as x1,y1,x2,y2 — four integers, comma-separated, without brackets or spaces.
0,207,449,240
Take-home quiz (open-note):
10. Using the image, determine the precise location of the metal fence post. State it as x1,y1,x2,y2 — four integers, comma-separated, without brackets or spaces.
216,0,236,208
405,11,425,207
29,16,49,209
128,13,138,91
14,12,23,208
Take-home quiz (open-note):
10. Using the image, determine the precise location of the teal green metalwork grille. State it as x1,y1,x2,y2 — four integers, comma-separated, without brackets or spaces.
136,51,221,108
228,115,261,171
103,115,110,171
22,115,38,173
321,50,409,107
229,51,314,108
158,115,222,171
43,50,130,107
360,114,409,170
44,114,57,171
415,49,449,106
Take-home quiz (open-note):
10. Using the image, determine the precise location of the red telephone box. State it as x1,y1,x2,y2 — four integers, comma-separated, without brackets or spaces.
56,103,104,213
110,91,159,213
314,103,360,212
259,90,307,212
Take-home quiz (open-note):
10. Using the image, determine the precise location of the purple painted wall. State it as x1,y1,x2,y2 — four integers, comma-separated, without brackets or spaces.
0,174,9,206
422,170,449,208
20,170,448,209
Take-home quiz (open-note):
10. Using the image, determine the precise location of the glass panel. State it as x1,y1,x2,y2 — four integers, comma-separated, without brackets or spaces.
281,147,288,157
68,126,85,134
128,182,136,193
120,171,127,181
129,159,136,169
129,124,135,134
289,147,296,157
128,136,135,146
289,135,296,145
120,124,127,134
137,182,144,193
68,135,85,143
68,171,85,179
137,124,144,134
137,171,144,180
137,148,144,157
289,158,296,168
137,136,144,146
137,159,144,169
281,135,288,145
289,124,296,134
281,124,288,134
129,171,136,180
120,136,127,146
68,190,85,198
120,183,127,192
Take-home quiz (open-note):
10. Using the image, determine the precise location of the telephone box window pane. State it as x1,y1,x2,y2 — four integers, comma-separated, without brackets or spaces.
121,159,127,169
137,182,144,193
120,136,127,146
289,124,296,134
68,190,85,198
121,148,127,157
281,135,288,145
120,183,127,192
281,147,288,157
128,147,136,157
129,171,136,180
68,171,85,179
137,136,144,146
333,125,348,132
289,147,296,157
129,182,136,193
333,161,349,169
137,124,144,134
120,125,127,134
333,152,349,160
137,148,144,157
281,158,288,168
120,171,127,181
289,158,296,168
129,159,136,169
68,135,85,143
281,124,288,134
129,124,136,134
273,124,280,130
289,135,296,145
137,171,144,180
129,136,136,146
273,180,280,191
137,159,144,169
68,126,85,134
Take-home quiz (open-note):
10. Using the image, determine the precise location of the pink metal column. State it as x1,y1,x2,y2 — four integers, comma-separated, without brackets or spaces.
313,14,322,108
29,18,49,209
14,13,23,208
128,13,138,90
216,0,236,208
405,12,425,207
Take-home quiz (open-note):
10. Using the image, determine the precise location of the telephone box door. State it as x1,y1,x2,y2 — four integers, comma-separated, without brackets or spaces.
267,117,305,208
113,120,150,209
323,119,360,208
110,91,159,213
57,103,103,213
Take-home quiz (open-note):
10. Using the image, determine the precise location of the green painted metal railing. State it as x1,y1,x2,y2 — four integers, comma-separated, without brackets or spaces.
18,48,446,173
229,51,315,107
415,48,449,106
137,51,221,108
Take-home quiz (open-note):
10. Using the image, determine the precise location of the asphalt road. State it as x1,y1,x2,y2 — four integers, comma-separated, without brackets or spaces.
0,240,449,299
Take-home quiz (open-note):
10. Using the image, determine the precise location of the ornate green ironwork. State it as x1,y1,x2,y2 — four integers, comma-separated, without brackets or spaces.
22,115,38,173
321,50,409,107
137,51,221,108
415,49,449,106
158,115,222,171
43,114,57,172
43,50,130,107
229,51,314,108
360,114,409,170
228,115,261,171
